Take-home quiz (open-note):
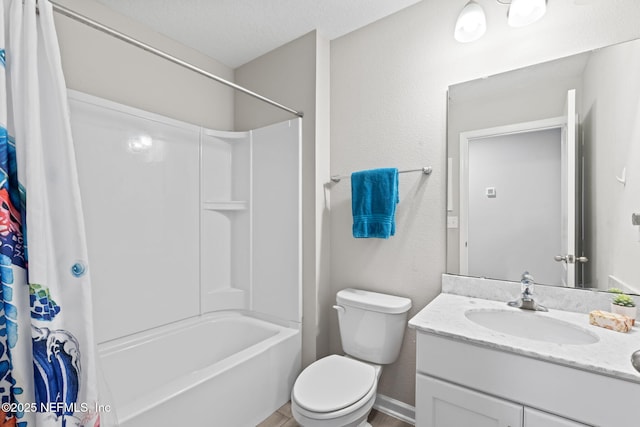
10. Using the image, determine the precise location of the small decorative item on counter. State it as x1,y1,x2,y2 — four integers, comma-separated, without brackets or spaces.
589,310,634,333
610,293,636,325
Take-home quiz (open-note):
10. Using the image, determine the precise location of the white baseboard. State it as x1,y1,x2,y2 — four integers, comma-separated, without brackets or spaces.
373,393,415,425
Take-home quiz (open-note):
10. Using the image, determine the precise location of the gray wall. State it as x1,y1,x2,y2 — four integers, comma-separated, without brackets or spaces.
54,0,234,131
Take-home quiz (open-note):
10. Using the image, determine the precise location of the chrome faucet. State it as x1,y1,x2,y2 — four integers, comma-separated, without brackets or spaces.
508,272,548,312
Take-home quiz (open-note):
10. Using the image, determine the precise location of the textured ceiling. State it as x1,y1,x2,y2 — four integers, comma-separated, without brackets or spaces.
93,0,424,68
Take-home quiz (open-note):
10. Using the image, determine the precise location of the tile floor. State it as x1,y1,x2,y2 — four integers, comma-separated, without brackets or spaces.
257,401,413,427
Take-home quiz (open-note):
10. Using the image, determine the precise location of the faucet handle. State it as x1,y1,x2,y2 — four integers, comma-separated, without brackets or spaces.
521,271,534,283
509,271,547,311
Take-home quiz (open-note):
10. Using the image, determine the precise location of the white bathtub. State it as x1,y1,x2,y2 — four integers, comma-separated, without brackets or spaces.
98,312,301,427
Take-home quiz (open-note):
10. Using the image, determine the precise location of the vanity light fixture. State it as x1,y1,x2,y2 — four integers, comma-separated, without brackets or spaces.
454,1,487,43
455,0,548,43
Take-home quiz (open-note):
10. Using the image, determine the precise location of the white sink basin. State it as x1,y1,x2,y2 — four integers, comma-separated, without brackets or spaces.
465,309,599,345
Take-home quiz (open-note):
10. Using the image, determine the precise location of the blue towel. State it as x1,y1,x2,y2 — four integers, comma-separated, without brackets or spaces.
351,168,399,239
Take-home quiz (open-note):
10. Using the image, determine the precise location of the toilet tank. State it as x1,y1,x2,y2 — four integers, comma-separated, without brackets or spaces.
335,288,412,365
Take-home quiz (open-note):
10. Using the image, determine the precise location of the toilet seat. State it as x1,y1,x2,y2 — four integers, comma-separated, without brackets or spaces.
291,384,377,426
292,355,376,414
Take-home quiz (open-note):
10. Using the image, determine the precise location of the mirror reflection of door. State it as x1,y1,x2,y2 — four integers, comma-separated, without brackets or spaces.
560,89,578,287
460,90,578,287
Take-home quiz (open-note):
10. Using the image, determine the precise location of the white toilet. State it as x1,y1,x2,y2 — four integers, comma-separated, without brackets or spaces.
291,288,412,427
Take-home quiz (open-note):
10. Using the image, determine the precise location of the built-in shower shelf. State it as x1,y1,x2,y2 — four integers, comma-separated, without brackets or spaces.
203,201,248,211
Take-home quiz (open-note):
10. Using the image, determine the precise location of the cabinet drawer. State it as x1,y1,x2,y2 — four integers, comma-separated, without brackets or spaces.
525,408,591,427
416,374,523,427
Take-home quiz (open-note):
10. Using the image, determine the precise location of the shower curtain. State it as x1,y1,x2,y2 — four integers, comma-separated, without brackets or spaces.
0,1,100,426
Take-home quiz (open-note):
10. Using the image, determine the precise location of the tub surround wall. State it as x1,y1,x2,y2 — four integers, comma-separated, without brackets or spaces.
71,91,302,425
55,0,302,343
70,91,301,343
330,0,640,407
200,122,302,323
70,92,201,343
251,122,303,322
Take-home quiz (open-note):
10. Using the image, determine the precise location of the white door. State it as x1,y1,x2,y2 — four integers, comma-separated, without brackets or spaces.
525,408,590,427
416,375,523,427
558,89,577,287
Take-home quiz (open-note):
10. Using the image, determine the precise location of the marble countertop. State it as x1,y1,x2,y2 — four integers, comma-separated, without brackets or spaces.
409,293,640,384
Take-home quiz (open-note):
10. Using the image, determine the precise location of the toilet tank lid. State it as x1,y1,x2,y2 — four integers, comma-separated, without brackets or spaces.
336,288,412,314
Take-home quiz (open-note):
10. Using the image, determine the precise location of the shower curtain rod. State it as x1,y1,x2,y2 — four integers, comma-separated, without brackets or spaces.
47,0,304,118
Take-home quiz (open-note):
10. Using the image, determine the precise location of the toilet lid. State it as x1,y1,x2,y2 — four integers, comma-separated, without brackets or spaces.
292,355,376,413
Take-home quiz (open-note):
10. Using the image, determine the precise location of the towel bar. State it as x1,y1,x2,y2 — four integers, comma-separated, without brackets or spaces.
330,166,432,183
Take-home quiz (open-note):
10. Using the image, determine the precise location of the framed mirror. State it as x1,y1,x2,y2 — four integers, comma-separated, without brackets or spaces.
446,38,640,295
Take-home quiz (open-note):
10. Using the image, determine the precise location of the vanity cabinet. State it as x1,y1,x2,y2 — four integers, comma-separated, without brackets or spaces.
415,331,638,427
417,374,589,427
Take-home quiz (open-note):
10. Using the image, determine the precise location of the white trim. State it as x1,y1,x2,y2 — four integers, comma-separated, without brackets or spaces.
458,116,565,275
67,89,201,133
460,116,566,141
202,201,248,211
447,157,453,212
373,393,415,425
564,89,577,287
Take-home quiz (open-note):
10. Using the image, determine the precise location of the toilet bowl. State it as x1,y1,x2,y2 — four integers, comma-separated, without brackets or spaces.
291,289,412,427
291,355,381,427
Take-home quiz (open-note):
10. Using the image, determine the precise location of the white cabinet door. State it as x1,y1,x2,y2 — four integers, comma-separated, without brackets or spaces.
417,374,523,427
525,408,591,427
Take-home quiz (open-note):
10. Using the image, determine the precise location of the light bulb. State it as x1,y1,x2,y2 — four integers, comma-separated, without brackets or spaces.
454,1,487,43
508,0,547,27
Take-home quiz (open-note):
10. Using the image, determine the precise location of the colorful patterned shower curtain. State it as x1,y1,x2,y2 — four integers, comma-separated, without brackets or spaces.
0,0,100,426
